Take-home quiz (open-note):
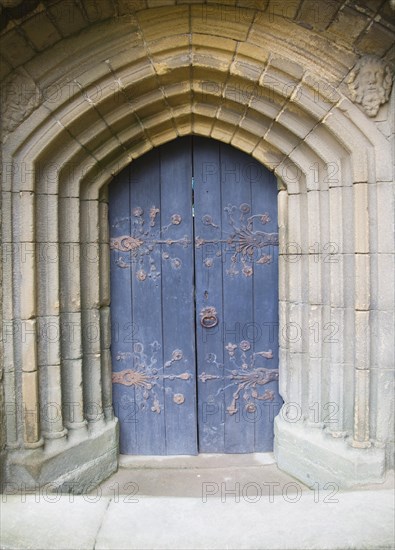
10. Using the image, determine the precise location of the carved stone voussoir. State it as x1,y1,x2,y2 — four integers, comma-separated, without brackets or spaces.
347,55,393,117
1,70,41,137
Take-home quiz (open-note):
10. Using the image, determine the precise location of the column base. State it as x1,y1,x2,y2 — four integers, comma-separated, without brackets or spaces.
274,414,386,489
4,418,118,493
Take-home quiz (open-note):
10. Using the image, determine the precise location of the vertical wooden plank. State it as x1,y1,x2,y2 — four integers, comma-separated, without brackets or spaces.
219,143,255,453
193,137,225,452
128,149,166,454
160,137,198,454
109,166,137,454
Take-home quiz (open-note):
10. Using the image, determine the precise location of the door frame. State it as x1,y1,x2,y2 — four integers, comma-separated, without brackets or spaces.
110,136,282,454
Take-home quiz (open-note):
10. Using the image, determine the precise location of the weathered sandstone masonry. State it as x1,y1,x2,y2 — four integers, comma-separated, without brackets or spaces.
0,0,393,490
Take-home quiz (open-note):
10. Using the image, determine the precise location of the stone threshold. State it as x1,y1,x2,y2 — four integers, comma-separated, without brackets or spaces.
118,451,277,469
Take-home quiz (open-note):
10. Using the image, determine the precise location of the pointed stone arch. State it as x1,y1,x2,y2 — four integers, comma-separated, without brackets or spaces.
1,3,393,490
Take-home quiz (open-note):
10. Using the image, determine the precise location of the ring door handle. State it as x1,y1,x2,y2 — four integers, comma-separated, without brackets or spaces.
200,307,218,328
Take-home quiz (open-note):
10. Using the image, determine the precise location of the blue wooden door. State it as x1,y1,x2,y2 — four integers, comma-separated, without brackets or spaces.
109,138,197,455
193,137,281,453
109,137,281,455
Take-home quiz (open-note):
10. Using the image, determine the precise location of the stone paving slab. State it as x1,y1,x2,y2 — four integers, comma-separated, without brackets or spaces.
0,495,110,550
95,490,394,550
1,487,393,550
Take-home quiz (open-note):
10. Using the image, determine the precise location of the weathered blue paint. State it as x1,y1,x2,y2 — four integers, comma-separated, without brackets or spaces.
193,137,281,453
109,139,197,455
109,137,281,455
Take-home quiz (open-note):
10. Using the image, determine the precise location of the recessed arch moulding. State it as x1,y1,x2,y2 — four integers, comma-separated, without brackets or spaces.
0,2,394,491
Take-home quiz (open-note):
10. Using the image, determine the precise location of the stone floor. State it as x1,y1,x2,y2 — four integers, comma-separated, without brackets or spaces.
1,453,394,550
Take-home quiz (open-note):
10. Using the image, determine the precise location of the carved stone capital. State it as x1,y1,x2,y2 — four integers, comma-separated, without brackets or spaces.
1,70,41,138
347,55,393,117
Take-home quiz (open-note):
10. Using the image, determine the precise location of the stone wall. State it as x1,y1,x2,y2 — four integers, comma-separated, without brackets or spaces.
0,142,4,483
0,0,394,490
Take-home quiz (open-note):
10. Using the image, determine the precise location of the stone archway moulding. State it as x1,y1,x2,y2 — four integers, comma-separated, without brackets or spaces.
1,5,393,491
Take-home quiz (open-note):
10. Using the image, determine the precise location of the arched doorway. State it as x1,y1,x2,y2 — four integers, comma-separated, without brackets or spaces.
109,137,281,455
1,2,391,491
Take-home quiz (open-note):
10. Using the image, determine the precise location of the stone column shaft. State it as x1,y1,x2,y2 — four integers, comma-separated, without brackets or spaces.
81,199,104,425
18,188,43,447
59,196,87,433
36,191,67,442
352,183,371,446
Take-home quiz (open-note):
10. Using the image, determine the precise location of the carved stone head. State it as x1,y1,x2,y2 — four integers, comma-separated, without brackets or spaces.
347,55,393,117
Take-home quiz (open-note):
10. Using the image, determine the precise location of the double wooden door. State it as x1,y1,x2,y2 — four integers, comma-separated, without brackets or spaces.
109,137,281,455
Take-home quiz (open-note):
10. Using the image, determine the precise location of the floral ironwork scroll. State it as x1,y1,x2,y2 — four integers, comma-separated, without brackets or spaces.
112,341,191,413
110,206,190,281
199,340,279,415
195,202,278,277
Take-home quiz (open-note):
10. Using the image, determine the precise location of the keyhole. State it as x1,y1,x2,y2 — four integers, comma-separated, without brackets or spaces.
204,291,208,300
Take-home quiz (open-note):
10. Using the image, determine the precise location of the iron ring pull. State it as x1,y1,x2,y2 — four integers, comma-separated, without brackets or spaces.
200,307,218,328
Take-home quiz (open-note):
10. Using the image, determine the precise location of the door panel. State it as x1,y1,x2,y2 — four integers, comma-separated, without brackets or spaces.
193,137,281,453
193,139,226,452
159,139,197,455
109,138,197,455
109,136,280,455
